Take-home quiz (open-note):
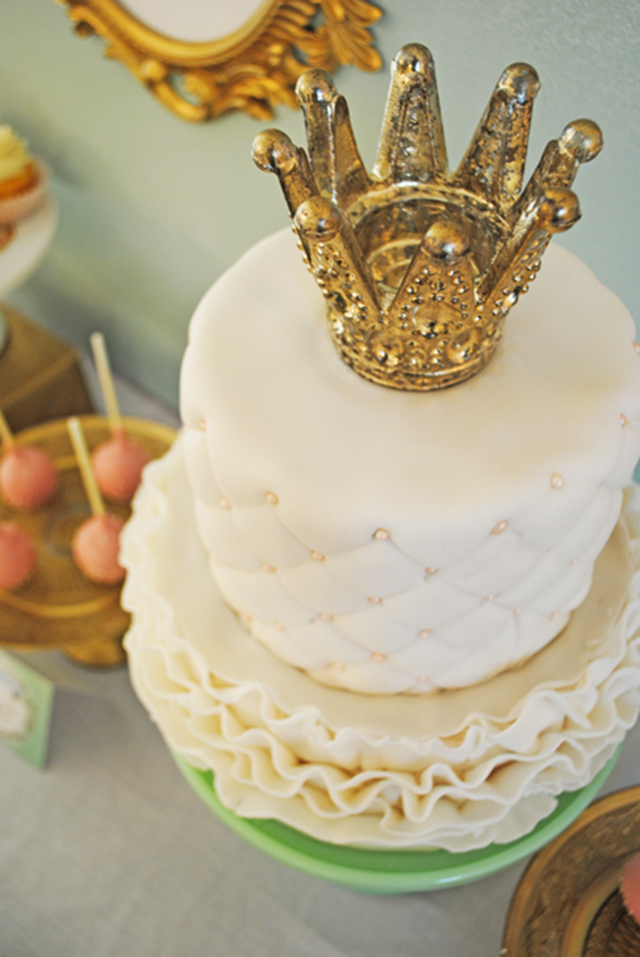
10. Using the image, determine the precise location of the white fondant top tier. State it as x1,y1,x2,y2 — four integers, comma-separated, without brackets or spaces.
180,228,640,694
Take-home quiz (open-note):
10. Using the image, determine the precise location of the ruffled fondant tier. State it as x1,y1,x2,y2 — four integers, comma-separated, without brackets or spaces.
122,439,640,851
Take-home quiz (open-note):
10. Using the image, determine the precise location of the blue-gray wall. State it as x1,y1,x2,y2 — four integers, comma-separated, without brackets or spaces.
2,0,639,406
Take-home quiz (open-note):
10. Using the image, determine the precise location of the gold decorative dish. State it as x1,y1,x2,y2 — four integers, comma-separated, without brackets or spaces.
0,415,176,665
503,785,640,956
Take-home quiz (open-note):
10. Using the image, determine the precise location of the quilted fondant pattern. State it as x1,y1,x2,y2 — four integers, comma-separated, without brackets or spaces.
184,418,638,695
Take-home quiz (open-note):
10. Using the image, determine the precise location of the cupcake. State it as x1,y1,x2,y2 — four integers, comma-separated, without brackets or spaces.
0,125,48,225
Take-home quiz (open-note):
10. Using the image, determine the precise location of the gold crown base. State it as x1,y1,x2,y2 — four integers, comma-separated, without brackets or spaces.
296,193,520,391
330,328,502,391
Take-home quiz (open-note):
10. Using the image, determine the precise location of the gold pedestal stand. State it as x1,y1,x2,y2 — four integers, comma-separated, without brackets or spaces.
0,415,176,667
503,785,640,956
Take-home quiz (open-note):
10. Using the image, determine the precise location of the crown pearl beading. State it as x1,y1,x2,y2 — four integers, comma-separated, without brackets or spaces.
253,44,602,391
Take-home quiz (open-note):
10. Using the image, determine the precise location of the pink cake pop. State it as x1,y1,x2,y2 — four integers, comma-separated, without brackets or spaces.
0,521,36,590
67,417,126,586
89,333,150,503
72,513,125,586
91,429,150,503
622,850,640,924
0,411,58,510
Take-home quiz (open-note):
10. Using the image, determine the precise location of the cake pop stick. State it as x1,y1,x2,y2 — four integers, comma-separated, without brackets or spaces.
67,417,125,585
0,408,58,510
68,416,104,517
91,331,122,434
89,333,150,503
0,408,12,449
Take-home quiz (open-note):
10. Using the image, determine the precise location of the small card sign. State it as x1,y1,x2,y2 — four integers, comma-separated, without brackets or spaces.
0,649,54,767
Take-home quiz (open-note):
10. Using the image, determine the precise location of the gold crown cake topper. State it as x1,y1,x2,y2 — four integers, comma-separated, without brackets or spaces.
252,44,603,391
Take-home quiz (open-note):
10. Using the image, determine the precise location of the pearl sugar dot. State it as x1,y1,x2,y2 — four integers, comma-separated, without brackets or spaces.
550,473,564,489
265,491,278,505
373,528,390,541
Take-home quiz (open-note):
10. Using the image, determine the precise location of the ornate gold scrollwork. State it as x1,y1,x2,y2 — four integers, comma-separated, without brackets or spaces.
55,0,382,122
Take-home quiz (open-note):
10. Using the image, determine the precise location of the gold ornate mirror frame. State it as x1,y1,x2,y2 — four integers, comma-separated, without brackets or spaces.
55,0,382,122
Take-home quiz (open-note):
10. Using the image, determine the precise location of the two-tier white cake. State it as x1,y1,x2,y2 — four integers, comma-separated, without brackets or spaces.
122,46,640,851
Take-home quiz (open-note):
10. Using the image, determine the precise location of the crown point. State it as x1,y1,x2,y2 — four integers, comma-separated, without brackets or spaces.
423,221,470,264
394,43,435,76
542,188,581,232
294,196,342,242
498,63,540,102
559,119,603,163
252,129,297,174
296,68,336,104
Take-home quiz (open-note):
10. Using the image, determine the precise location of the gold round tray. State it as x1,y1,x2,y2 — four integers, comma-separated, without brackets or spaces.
503,785,640,956
0,415,176,666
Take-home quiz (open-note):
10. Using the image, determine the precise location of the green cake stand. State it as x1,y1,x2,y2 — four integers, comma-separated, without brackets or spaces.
173,747,621,894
